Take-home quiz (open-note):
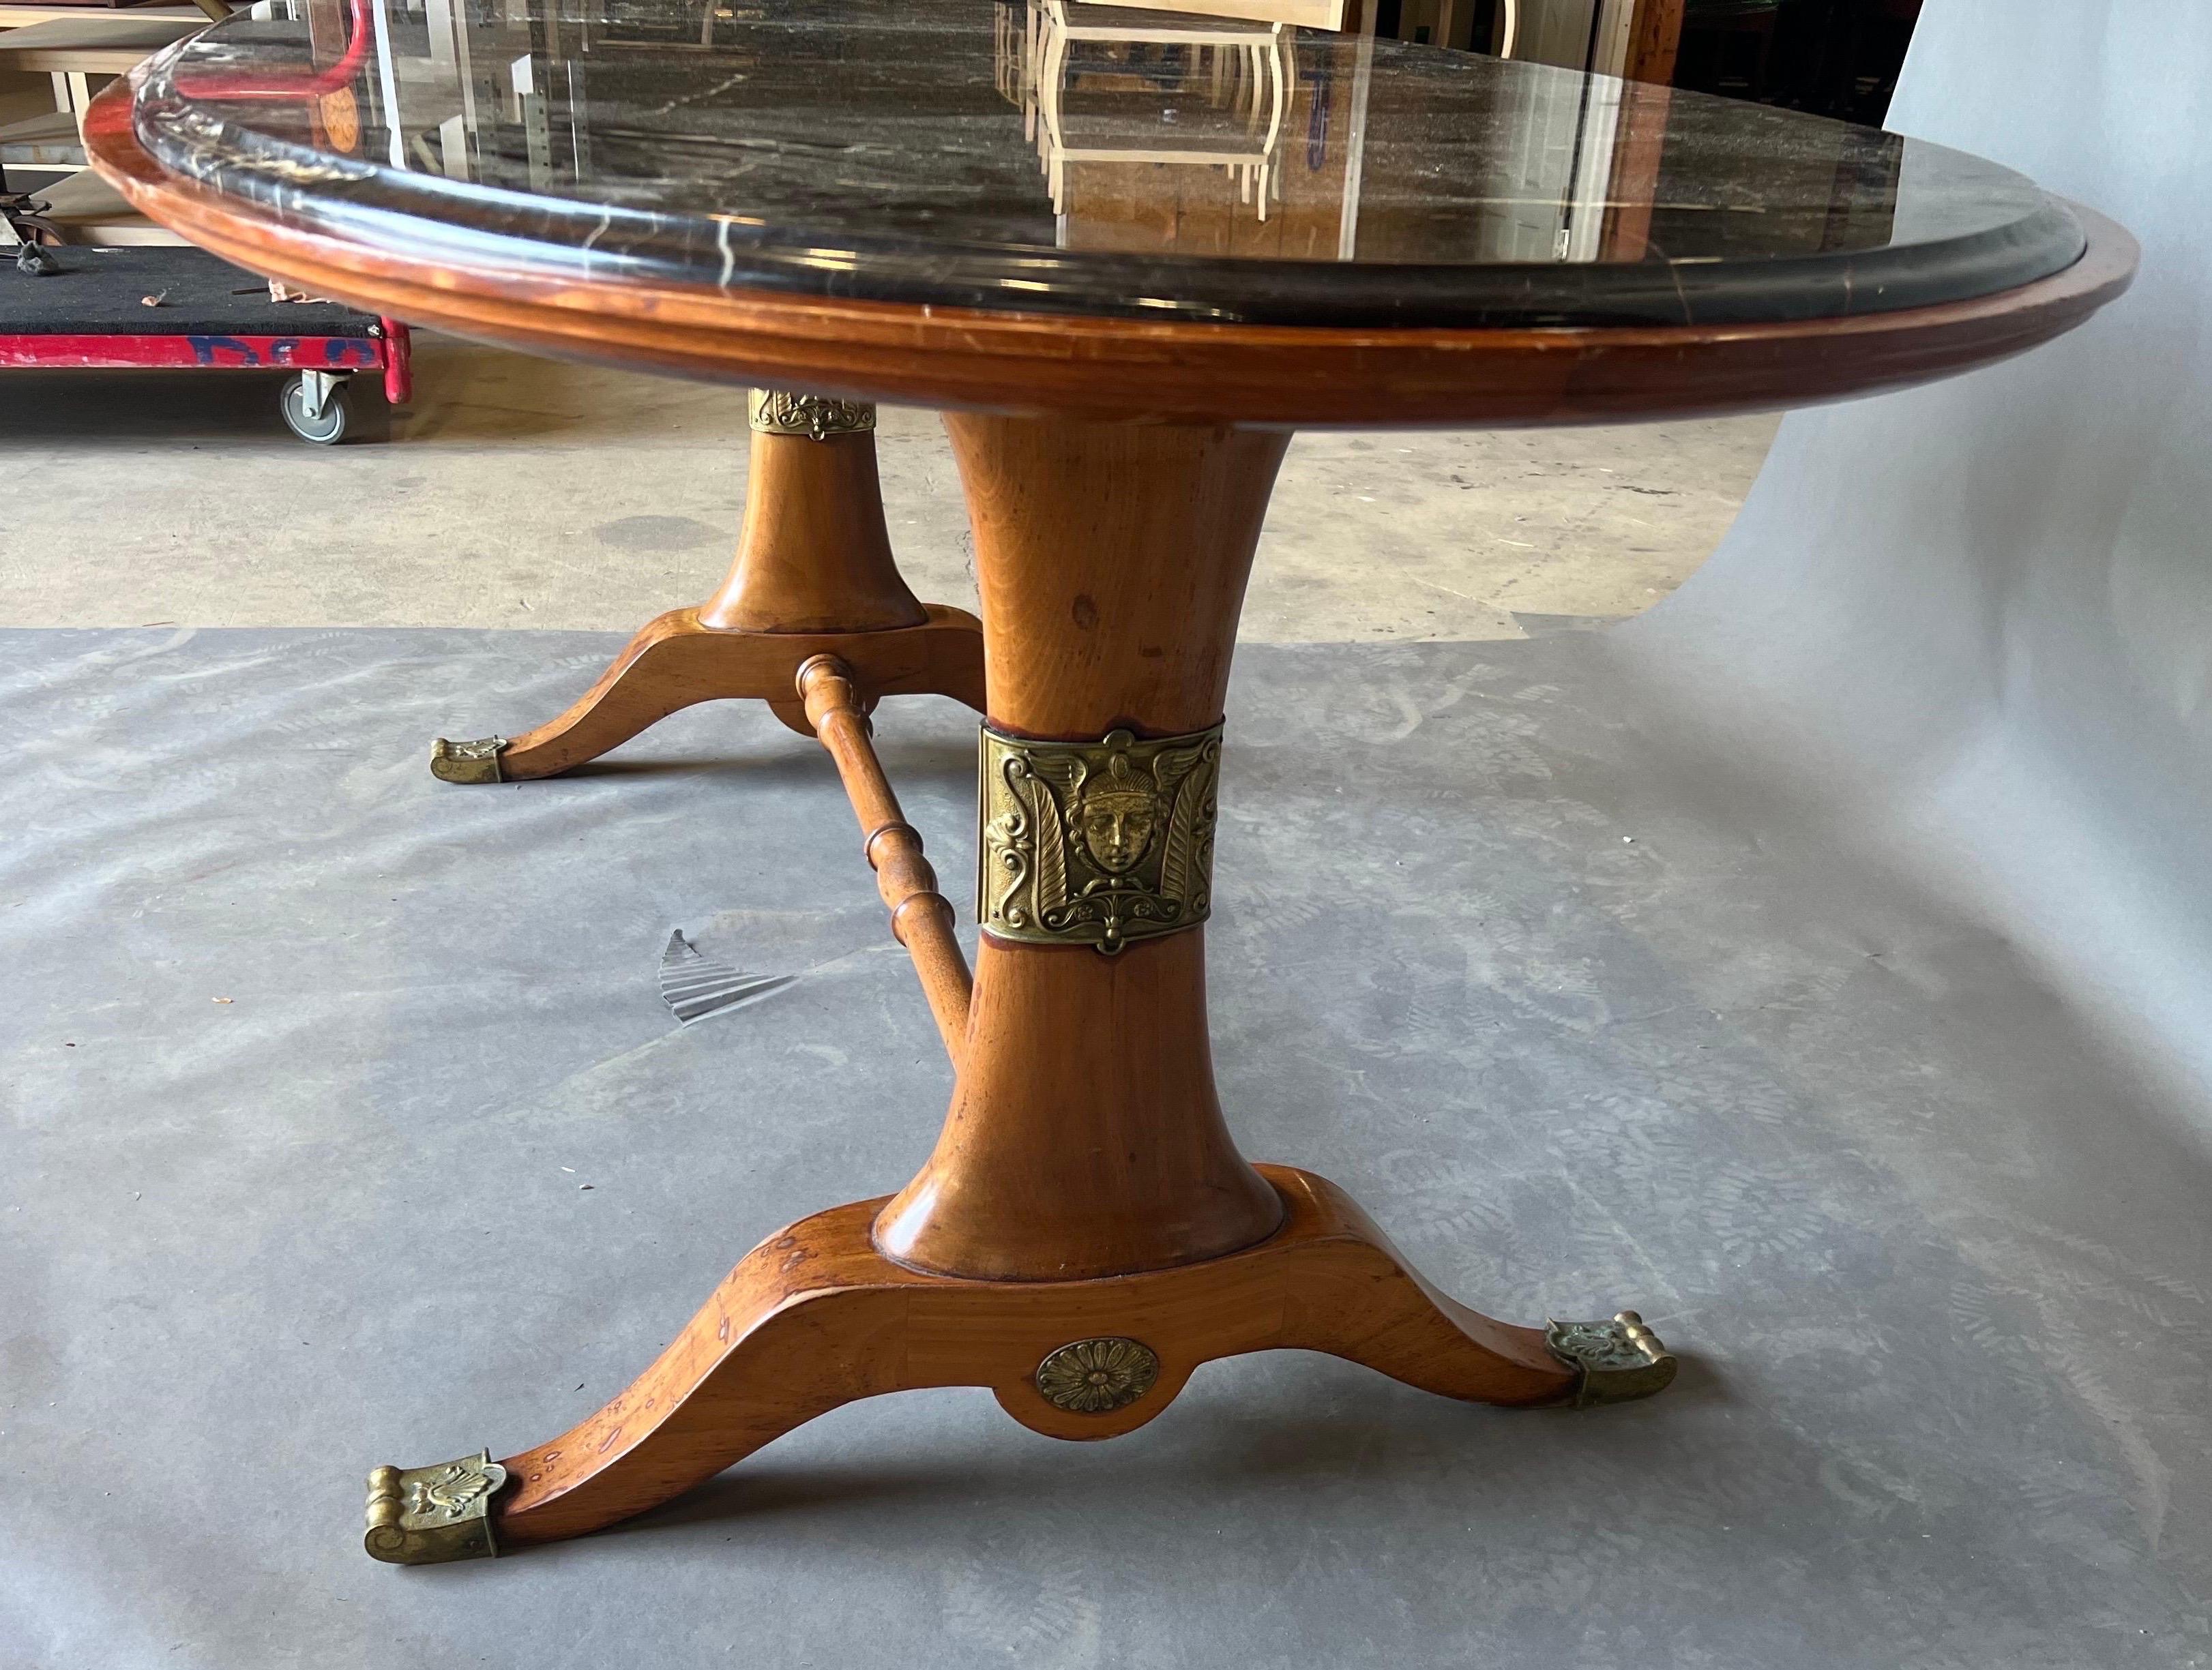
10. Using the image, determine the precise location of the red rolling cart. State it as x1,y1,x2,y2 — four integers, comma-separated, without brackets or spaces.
0,0,408,441
0,239,411,442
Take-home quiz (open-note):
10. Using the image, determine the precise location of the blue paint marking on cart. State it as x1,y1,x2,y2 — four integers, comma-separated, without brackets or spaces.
187,336,380,368
188,336,262,366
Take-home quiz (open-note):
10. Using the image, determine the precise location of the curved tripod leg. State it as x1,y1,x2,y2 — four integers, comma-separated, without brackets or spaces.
1261,1169,1675,1408
430,400,985,784
484,1198,930,1551
364,1168,1667,1560
430,603,985,782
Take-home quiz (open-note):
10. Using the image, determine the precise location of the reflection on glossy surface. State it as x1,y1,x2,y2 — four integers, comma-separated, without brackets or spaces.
1009,3,1296,228
134,0,2083,327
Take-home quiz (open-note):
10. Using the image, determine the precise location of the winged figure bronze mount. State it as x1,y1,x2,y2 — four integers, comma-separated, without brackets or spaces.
746,387,876,438
978,722,1222,953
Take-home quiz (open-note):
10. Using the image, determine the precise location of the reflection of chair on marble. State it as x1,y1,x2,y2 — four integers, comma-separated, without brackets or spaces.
1028,0,1293,219
995,0,1027,100
1012,0,1293,133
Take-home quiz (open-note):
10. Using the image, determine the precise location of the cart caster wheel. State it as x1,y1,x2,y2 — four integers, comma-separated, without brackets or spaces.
280,373,350,445
16,242,55,276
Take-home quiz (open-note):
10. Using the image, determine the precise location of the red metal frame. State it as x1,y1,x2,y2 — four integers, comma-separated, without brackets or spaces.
3,0,417,417
0,327,402,386
23,0,422,408
0,332,379,369
379,314,411,404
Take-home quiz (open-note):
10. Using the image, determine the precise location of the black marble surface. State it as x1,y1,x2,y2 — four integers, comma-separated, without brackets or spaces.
131,0,2085,328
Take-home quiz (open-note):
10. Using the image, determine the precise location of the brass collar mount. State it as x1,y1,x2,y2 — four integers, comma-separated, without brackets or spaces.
978,721,1221,955
748,388,876,439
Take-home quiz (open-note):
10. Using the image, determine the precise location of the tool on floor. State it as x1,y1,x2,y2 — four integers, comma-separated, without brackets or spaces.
658,930,795,1026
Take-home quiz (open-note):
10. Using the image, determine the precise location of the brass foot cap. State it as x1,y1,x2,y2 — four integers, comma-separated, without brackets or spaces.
1545,1310,1677,1407
430,736,507,785
364,1449,507,1564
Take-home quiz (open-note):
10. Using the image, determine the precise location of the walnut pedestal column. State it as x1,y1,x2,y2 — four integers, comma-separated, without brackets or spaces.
426,391,985,785
362,417,1674,1563
873,415,1291,1282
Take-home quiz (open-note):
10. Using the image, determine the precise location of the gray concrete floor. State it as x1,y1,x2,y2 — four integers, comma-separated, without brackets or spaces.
0,333,1779,635
8,628,2205,1669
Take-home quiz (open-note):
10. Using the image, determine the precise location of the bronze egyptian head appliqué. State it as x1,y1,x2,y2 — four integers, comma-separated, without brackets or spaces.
977,723,1222,953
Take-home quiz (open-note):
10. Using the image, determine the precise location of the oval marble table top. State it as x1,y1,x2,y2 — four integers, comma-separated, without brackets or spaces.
126,0,2087,331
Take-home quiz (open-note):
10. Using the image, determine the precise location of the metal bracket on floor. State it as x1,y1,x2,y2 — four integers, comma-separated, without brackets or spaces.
1545,1311,1678,1407
364,1449,508,1564
430,735,509,784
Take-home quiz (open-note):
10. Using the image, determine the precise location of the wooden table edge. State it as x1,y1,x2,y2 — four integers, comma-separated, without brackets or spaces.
86,76,2138,427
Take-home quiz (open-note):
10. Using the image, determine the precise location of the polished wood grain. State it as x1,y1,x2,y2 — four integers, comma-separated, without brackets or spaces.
493,1165,1578,1548
872,417,1290,1281
798,653,973,1064
698,424,926,633
950,413,1288,736
85,83,2139,429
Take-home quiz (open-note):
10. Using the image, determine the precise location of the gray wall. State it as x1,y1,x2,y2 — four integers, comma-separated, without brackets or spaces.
1616,0,2212,1126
